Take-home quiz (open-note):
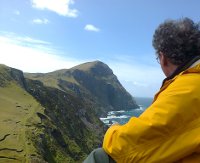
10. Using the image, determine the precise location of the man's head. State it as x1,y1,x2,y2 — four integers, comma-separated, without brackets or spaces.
153,18,200,77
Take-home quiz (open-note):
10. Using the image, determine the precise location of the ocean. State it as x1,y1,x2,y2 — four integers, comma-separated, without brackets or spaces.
100,97,153,126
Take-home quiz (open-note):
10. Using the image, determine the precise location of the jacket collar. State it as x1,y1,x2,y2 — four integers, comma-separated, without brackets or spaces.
190,58,200,68
153,56,200,102
161,55,200,87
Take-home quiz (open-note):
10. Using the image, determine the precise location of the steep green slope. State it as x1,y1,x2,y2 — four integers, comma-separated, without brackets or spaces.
0,61,138,162
0,66,45,162
26,61,138,116
0,65,105,163
26,79,105,163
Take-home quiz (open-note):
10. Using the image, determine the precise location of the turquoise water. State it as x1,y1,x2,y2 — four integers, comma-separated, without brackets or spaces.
100,97,153,125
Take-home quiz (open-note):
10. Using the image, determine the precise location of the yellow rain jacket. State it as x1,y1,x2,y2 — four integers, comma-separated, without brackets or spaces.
103,59,200,163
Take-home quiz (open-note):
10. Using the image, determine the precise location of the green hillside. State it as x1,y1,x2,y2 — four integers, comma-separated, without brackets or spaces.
25,78,105,163
0,76,44,162
0,64,105,162
0,61,138,162
25,61,138,116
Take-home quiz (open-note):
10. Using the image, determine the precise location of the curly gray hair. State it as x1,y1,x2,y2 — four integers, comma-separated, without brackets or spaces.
153,18,200,65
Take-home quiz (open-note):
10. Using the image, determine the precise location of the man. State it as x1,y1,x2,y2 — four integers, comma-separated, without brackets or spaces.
84,18,200,162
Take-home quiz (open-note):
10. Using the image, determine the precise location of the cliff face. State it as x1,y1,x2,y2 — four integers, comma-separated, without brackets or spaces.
26,61,138,116
71,61,138,111
0,65,26,88
0,61,138,162
26,79,105,162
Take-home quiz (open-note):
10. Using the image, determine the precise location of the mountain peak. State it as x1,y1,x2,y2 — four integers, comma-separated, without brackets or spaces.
25,60,138,115
71,60,113,76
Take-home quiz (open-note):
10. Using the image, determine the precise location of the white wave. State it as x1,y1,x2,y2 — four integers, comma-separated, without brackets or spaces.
100,119,119,126
115,110,126,113
117,115,130,119
100,120,110,124
132,106,144,111
100,115,130,120
107,110,125,116
107,111,115,116
107,115,117,118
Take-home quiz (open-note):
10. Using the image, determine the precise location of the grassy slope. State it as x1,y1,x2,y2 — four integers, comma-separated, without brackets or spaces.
25,61,103,88
0,64,105,162
25,79,105,163
0,83,44,163
25,71,79,93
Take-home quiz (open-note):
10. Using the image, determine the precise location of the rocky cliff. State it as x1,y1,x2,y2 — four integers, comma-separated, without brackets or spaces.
26,61,138,116
0,61,138,162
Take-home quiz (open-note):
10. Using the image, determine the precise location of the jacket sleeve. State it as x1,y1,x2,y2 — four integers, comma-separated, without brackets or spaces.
103,76,200,162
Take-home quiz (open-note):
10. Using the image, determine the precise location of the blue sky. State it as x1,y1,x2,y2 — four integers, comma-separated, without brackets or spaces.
0,0,199,97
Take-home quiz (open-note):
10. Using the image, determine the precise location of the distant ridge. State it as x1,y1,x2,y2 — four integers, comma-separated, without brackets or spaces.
26,60,138,116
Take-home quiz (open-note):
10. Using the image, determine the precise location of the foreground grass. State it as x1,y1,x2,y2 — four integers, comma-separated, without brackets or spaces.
0,83,44,163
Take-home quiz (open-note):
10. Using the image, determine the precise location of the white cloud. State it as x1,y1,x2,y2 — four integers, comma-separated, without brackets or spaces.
0,31,164,97
14,10,20,15
31,0,78,18
15,36,51,45
0,32,51,49
84,24,100,32
32,18,50,24
0,32,83,73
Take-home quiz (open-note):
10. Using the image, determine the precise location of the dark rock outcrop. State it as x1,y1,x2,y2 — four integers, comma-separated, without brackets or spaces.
0,64,26,88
